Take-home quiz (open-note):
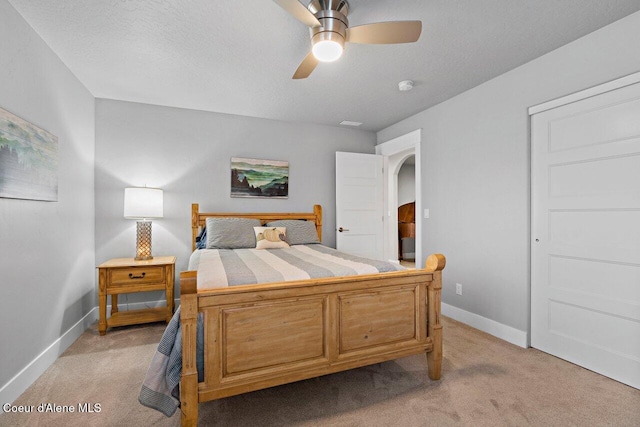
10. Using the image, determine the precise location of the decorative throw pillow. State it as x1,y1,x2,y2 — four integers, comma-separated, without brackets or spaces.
253,227,289,249
265,220,320,245
205,217,261,249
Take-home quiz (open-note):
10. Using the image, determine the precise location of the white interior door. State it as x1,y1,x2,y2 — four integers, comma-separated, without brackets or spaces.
531,81,640,389
336,152,384,260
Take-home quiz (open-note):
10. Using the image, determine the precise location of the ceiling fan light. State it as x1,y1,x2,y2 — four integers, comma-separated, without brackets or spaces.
312,39,343,62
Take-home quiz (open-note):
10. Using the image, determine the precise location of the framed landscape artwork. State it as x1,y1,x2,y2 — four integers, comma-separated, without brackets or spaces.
0,107,58,201
231,157,289,198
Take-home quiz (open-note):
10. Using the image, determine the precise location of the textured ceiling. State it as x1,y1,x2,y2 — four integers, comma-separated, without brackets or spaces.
8,0,640,131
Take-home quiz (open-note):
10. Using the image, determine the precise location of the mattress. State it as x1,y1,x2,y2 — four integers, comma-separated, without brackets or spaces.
188,244,405,290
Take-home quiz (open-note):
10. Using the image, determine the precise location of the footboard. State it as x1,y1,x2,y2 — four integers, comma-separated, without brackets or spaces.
180,254,445,426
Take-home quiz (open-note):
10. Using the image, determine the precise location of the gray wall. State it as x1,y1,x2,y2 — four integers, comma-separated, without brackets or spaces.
377,11,640,336
0,0,95,393
95,99,376,303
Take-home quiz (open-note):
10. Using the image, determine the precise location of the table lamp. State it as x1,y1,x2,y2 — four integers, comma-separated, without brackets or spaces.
124,187,163,260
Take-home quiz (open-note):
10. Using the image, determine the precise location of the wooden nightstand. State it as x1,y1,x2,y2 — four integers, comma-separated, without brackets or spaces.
97,256,176,336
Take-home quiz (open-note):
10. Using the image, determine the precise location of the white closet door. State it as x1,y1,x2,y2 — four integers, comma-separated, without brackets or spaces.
531,81,640,389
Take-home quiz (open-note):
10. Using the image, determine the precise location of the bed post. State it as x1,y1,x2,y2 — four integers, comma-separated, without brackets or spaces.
313,204,323,242
180,271,198,427
425,254,446,380
191,204,199,252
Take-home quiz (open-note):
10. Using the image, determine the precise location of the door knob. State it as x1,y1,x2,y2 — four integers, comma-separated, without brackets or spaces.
338,227,350,232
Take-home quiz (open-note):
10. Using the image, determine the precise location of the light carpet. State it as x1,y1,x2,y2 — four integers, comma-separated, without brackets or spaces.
2,317,638,426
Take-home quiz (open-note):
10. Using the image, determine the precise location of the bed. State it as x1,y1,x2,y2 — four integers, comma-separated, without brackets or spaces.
177,203,445,426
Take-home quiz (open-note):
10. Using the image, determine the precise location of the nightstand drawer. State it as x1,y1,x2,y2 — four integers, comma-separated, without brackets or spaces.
110,266,165,285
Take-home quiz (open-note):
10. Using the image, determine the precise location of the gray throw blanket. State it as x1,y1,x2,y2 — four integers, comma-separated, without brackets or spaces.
138,307,203,416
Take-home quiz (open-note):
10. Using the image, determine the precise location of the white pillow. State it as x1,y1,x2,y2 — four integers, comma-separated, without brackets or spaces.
253,227,289,249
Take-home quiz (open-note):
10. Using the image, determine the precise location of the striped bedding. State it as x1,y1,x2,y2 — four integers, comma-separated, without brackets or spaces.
139,244,405,416
188,244,405,290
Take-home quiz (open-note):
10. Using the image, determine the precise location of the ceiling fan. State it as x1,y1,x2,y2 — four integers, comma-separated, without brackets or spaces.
274,0,422,79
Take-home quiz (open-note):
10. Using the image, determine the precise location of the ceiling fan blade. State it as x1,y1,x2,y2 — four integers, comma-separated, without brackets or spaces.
292,52,319,79
273,0,321,27
346,21,422,44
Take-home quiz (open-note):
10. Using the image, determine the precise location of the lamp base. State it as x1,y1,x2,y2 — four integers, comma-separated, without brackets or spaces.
135,220,154,260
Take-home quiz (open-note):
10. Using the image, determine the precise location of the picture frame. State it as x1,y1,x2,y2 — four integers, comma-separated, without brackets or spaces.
231,157,289,198
0,107,58,202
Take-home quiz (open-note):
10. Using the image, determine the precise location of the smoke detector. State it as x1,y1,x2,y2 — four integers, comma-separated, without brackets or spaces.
398,80,414,91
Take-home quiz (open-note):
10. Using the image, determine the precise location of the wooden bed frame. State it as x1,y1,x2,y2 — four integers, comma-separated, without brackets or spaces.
179,204,445,426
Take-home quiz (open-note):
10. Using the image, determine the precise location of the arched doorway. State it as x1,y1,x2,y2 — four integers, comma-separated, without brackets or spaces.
376,129,422,266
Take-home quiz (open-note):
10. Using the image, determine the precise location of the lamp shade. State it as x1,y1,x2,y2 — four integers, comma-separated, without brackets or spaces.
124,187,163,219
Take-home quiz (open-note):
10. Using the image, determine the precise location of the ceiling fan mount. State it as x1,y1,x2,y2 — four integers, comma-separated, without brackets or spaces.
307,0,349,15
274,0,422,79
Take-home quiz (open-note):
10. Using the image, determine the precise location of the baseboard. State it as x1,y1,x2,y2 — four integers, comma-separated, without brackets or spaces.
0,307,98,411
442,303,528,348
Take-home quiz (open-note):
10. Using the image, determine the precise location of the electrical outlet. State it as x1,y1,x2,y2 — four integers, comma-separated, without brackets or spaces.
456,283,463,295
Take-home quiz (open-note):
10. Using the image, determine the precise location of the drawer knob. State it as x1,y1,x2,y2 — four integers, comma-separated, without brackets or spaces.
129,272,146,279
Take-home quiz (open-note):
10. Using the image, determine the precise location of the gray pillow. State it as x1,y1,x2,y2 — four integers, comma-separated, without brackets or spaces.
206,217,261,249
265,220,320,245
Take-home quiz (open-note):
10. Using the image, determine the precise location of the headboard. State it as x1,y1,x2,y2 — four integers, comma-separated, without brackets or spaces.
191,203,323,251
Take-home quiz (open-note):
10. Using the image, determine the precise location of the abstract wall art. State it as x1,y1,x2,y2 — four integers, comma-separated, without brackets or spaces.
0,107,58,201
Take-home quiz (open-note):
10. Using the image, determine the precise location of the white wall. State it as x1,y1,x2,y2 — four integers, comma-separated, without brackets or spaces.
95,99,376,303
0,0,95,403
377,11,640,344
